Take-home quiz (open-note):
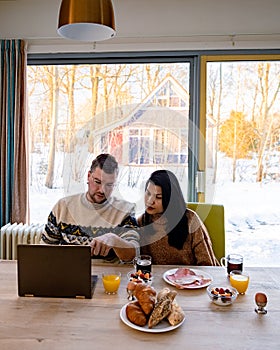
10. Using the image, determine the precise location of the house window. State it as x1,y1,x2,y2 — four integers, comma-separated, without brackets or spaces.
129,129,151,164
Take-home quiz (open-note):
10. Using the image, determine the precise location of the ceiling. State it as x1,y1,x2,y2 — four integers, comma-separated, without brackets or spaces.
0,0,280,53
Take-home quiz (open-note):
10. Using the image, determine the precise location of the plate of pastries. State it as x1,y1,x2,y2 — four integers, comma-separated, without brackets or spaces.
120,283,185,333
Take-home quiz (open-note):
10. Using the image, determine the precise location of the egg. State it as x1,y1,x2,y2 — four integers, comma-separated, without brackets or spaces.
255,292,267,305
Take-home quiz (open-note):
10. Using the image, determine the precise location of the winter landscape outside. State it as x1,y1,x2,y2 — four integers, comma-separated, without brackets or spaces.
27,59,280,267
29,150,280,267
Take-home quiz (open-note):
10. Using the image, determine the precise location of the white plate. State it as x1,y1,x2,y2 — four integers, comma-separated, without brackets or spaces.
120,303,185,333
163,268,213,289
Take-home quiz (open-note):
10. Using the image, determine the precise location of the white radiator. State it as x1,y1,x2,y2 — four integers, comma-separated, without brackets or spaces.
0,222,45,260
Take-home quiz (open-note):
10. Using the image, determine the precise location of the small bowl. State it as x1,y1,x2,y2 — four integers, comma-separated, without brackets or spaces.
127,270,153,285
207,285,238,306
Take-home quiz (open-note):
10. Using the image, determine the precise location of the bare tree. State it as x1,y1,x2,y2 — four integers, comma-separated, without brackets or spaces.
45,66,59,188
255,63,280,182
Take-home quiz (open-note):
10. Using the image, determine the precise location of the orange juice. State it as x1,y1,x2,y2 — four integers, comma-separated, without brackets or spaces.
230,273,249,294
102,273,121,294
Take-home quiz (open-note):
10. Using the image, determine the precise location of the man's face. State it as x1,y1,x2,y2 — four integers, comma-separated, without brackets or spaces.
87,166,117,204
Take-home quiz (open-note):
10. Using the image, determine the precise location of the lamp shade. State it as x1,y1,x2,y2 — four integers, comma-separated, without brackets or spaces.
57,0,116,42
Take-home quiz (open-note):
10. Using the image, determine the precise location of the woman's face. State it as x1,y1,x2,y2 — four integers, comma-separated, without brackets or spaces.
145,181,164,215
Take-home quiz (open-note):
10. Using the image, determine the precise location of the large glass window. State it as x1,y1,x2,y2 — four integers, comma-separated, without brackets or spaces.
204,57,280,266
27,60,192,223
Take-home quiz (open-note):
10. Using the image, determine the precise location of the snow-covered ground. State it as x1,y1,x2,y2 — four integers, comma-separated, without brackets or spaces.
29,151,280,267
213,181,280,267
29,179,280,267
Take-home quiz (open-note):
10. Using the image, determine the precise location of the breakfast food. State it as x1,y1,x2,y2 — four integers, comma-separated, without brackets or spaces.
167,301,185,326
128,270,152,284
210,287,233,302
125,284,185,329
156,287,177,302
148,294,173,328
207,286,238,306
167,268,212,288
134,283,157,315
126,301,147,326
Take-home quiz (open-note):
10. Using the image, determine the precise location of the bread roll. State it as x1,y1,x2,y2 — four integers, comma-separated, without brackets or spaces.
148,295,173,328
126,301,147,327
157,287,177,302
167,301,185,326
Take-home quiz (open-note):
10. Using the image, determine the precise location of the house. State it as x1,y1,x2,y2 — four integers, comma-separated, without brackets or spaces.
90,74,190,166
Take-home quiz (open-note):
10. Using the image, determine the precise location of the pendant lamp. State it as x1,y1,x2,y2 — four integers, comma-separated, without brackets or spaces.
57,0,116,42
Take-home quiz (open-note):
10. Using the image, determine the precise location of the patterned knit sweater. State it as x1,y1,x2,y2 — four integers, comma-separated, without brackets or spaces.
138,209,219,266
42,193,140,261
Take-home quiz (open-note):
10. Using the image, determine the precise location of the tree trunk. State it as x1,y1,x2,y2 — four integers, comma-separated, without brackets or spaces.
45,67,59,188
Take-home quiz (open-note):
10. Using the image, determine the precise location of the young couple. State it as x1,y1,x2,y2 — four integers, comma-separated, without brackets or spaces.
42,153,218,266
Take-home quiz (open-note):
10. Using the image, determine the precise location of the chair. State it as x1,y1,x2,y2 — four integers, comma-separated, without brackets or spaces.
187,202,225,261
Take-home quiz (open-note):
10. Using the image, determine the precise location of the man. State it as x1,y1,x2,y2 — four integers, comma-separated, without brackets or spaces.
42,154,139,262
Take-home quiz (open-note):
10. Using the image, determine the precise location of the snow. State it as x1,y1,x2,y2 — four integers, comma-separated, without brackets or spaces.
29,155,280,268
213,181,280,267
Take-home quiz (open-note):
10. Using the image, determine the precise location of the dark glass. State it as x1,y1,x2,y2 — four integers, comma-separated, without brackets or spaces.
136,259,152,273
227,262,243,275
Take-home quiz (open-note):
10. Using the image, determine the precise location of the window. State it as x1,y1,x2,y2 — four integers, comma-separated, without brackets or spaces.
27,56,193,223
27,51,280,266
203,55,280,266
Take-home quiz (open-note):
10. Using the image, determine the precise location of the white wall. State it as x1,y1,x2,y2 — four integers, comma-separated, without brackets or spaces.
0,0,279,53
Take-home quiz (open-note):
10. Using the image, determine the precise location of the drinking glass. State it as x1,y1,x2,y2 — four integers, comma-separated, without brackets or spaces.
102,272,121,295
229,270,249,295
133,255,152,274
220,254,243,275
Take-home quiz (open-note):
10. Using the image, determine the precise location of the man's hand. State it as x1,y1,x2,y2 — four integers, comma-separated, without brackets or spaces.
90,233,116,256
89,232,137,262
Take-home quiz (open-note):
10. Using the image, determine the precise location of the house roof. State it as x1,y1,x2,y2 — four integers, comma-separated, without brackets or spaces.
93,74,189,135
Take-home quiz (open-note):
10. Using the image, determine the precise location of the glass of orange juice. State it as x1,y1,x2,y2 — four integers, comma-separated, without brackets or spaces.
229,270,249,295
102,272,121,294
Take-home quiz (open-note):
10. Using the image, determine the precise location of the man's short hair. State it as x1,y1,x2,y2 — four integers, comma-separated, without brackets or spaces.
90,154,119,174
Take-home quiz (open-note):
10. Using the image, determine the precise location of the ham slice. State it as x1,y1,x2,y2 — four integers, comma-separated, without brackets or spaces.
166,268,211,289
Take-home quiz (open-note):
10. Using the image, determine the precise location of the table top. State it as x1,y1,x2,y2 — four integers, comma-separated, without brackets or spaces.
0,260,279,350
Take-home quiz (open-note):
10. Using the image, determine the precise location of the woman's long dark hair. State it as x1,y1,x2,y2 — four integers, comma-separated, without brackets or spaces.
143,170,188,249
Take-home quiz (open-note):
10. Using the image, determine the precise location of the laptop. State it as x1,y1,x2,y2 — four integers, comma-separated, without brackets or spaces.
17,244,98,299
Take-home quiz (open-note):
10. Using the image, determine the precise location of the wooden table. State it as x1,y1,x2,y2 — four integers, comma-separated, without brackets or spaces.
0,261,279,350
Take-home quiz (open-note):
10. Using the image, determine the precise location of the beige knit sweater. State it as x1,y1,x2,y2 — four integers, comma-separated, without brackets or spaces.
138,209,219,266
42,193,140,252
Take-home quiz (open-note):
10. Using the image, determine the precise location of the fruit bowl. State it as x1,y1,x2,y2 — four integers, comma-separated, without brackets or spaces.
207,285,238,306
127,270,153,285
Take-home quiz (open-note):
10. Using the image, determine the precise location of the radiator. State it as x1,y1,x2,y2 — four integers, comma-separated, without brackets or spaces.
0,222,45,260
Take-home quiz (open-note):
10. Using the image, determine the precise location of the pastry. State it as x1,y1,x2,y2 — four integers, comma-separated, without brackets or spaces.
134,283,157,315
126,301,147,327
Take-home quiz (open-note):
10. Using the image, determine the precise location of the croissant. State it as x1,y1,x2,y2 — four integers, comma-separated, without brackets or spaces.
167,301,185,326
134,283,157,315
126,301,147,327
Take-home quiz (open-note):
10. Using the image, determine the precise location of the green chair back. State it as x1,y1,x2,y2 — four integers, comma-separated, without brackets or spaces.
187,202,225,261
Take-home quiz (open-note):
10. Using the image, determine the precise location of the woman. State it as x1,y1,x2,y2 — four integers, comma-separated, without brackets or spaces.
137,170,219,265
